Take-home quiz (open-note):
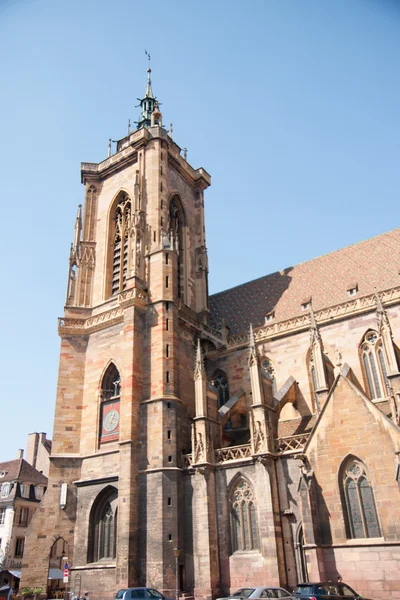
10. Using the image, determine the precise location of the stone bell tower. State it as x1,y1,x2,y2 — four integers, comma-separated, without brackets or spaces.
22,63,211,599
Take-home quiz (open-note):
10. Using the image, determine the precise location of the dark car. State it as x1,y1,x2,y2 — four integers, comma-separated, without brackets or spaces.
115,588,173,600
293,582,368,600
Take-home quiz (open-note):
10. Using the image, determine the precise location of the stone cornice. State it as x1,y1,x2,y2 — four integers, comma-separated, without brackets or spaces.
81,125,210,188
58,288,147,336
219,286,400,353
73,475,118,487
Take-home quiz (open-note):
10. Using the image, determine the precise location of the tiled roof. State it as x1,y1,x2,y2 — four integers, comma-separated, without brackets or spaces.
210,228,400,335
0,459,47,485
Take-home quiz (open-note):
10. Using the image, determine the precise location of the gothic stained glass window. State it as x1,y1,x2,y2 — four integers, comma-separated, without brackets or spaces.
342,459,381,539
88,487,118,562
213,372,230,408
99,503,114,559
112,194,132,296
361,331,389,400
230,479,259,552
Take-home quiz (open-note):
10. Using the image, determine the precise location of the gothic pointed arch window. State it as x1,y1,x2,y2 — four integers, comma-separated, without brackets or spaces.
99,363,121,444
107,192,132,298
169,195,185,302
212,370,230,408
360,330,389,400
87,486,118,562
230,478,259,552
341,458,381,539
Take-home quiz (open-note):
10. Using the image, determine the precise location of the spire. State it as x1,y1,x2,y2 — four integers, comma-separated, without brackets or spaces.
194,339,205,380
136,51,159,130
146,65,154,98
73,204,82,253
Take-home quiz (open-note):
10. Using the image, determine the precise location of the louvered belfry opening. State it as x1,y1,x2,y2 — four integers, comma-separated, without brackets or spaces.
112,193,131,296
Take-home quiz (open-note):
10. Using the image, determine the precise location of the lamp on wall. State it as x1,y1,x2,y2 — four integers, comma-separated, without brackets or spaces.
60,483,68,510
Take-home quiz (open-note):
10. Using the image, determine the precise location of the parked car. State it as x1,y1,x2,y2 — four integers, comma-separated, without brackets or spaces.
292,582,369,600
217,587,298,600
115,589,173,600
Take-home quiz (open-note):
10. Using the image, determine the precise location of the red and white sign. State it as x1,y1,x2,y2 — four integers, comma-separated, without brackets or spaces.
63,564,69,583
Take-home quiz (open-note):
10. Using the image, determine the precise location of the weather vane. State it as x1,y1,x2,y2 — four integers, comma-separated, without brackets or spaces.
145,49,151,68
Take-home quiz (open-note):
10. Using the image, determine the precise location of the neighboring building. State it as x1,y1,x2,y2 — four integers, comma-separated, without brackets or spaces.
22,66,400,600
0,455,47,590
25,433,51,478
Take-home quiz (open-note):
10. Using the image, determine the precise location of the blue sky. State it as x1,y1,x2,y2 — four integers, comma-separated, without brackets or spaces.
0,0,399,460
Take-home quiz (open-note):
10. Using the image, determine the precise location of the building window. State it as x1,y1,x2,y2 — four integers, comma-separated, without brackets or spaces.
34,486,44,500
87,486,118,562
360,330,389,400
100,363,121,444
230,478,259,552
15,537,25,558
212,371,230,408
18,508,29,527
342,458,381,539
21,484,30,499
111,193,132,296
0,508,5,525
1,484,11,497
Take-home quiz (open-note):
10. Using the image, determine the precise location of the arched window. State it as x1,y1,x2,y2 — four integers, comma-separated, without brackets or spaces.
212,370,230,408
261,358,277,396
87,487,118,562
230,478,259,552
341,458,381,539
99,364,121,444
169,196,185,302
360,330,389,400
110,193,132,296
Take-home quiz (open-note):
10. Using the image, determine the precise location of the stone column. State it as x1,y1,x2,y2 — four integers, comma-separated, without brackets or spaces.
248,325,273,454
191,340,220,600
309,307,329,411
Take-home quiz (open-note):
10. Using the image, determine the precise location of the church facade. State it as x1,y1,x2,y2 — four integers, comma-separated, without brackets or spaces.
22,69,400,600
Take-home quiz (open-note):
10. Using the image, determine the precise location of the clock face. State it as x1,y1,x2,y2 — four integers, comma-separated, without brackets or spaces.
103,409,120,432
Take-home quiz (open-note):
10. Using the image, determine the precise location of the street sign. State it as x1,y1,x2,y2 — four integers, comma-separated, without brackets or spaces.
63,564,69,583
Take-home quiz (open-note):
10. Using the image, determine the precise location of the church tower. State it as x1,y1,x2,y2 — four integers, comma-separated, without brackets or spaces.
22,63,211,598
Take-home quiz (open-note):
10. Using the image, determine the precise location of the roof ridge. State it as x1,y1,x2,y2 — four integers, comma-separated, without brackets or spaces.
210,227,400,299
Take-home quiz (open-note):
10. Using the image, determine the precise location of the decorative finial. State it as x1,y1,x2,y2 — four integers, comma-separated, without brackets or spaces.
374,288,384,315
169,123,173,138
128,119,131,135
108,138,111,157
374,288,390,332
194,338,205,380
183,148,187,161
309,303,322,345
248,323,258,366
